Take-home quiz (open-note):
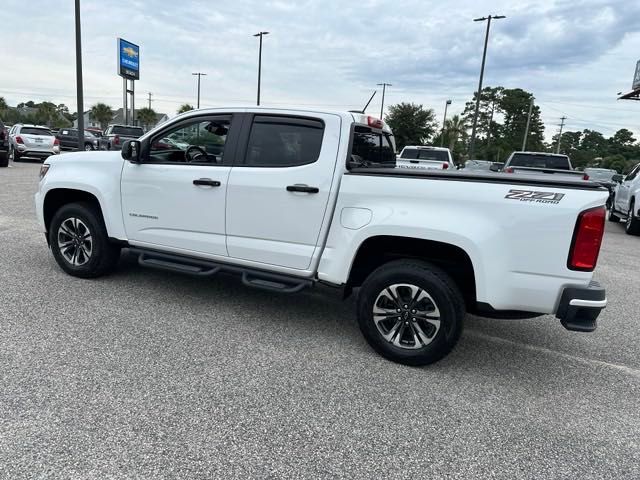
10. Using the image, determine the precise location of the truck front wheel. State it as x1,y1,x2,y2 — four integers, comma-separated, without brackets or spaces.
49,202,121,278
357,260,465,366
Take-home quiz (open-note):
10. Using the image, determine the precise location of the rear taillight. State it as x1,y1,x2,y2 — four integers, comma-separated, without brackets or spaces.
582,173,590,180
367,116,384,129
16,136,24,144
53,138,60,146
505,167,514,173
568,206,606,271
442,163,449,169
113,135,120,145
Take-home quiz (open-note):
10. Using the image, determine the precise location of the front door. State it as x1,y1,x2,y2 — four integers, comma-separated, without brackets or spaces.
225,113,340,270
616,165,639,212
121,114,240,257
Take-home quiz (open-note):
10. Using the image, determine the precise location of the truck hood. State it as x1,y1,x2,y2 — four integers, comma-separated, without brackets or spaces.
46,150,123,165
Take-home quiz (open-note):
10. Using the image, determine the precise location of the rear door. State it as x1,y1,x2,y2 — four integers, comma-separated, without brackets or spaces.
225,113,341,270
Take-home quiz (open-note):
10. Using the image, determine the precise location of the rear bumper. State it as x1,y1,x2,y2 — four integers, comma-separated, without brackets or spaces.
555,281,606,332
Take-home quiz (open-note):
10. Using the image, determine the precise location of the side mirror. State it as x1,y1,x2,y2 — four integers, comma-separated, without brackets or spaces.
612,174,624,183
121,140,142,163
490,162,504,172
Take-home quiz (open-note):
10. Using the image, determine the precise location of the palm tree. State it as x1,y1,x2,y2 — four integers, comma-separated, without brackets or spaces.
89,103,113,130
0,96,7,114
178,104,194,114
137,107,157,130
444,115,467,152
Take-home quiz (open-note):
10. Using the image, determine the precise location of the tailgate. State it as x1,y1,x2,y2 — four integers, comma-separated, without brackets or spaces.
509,166,585,180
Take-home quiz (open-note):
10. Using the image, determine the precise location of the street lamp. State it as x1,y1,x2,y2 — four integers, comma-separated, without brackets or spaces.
469,14,505,159
192,72,207,109
440,99,452,147
254,31,269,106
377,83,392,119
74,0,84,150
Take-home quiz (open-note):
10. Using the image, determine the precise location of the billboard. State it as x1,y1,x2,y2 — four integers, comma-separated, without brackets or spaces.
118,38,140,80
633,60,640,91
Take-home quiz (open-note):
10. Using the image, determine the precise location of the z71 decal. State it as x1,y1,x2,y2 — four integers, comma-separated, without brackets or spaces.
505,189,565,204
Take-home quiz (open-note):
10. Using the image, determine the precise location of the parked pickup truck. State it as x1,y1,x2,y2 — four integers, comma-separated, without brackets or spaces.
35,108,609,366
396,145,455,170
493,151,588,181
98,124,144,151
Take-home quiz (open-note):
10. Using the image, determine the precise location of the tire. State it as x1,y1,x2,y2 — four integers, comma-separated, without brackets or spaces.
0,151,8,167
608,203,621,223
625,200,640,235
12,147,21,162
84,143,93,151
357,260,465,366
49,202,121,278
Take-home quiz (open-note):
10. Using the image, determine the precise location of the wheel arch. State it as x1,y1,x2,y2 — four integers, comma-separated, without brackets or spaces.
43,188,105,235
346,235,477,309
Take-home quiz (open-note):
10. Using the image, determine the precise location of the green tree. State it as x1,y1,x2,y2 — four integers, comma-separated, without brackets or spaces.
580,129,608,155
137,107,157,129
385,102,437,151
89,103,114,130
499,88,544,153
178,104,194,114
35,102,58,127
0,97,7,113
444,115,467,152
609,128,636,148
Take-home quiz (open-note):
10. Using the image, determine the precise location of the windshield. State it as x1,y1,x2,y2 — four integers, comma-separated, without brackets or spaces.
400,148,449,163
584,169,616,181
509,153,571,170
349,126,396,166
20,127,52,136
112,126,144,137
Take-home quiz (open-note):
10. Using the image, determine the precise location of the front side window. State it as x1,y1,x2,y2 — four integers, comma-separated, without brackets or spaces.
149,116,231,164
245,116,324,167
626,165,640,181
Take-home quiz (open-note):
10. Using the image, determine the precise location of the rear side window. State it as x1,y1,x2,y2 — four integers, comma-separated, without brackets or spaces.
112,126,144,136
244,116,324,167
351,127,396,166
20,127,52,136
509,153,571,170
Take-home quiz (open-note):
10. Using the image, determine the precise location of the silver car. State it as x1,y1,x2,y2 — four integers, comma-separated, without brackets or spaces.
8,124,60,162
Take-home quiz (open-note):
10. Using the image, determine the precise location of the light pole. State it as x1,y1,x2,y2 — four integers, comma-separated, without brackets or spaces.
74,0,84,149
192,72,207,109
469,14,505,159
377,83,392,119
254,31,269,106
521,96,534,151
440,99,452,147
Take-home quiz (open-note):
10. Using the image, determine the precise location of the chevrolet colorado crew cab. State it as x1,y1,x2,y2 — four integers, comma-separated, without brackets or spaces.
35,107,609,366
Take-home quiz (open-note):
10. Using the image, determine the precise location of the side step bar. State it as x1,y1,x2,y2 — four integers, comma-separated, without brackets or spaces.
130,248,313,294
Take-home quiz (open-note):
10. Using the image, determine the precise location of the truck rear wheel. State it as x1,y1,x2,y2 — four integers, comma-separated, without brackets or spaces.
357,260,465,366
49,202,121,278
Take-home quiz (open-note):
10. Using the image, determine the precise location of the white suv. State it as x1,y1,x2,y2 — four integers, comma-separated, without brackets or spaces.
396,146,455,170
8,124,60,162
610,163,640,235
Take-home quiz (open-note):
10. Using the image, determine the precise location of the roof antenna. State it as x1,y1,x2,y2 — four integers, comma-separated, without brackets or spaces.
350,90,377,114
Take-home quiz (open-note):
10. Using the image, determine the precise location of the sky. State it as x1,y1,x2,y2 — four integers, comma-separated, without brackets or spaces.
2,0,640,141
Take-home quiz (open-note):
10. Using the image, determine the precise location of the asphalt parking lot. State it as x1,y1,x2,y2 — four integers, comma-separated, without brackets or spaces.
1,161,639,479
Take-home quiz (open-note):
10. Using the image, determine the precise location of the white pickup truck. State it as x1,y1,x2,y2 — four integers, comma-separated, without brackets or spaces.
35,108,608,366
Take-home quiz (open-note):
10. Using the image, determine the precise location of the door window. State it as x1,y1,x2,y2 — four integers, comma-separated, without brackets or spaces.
244,116,324,167
625,164,640,182
149,116,231,165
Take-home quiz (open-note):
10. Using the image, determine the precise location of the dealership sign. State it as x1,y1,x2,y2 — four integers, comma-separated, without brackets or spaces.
118,38,140,80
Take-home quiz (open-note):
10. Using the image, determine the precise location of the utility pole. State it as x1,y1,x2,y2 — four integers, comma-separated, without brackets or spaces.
192,72,207,109
147,92,153,109
377,83,392,119
74,0,84,148
486,98,496,153
556,116,567,154
254,31,269,106
521,97,534,151
469,14,506,159
440,99,452,147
